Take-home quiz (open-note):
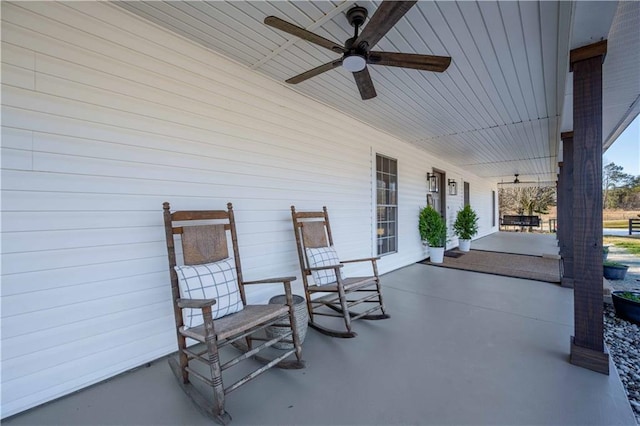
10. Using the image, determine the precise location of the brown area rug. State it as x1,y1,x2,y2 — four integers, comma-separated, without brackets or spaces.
444,250,464,258
419,249,561,283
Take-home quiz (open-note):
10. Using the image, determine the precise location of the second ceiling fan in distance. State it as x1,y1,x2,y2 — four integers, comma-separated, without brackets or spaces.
264,1,452,100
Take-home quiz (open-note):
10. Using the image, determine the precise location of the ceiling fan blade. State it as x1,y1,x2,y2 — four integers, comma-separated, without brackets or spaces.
353,67,377,100
286,59,343,84
264,16,346,53
354,1,417,51
368,51,451,72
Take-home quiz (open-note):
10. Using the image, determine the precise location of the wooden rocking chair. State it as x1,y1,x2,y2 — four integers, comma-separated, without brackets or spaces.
163,202,304,425
290,206,389,338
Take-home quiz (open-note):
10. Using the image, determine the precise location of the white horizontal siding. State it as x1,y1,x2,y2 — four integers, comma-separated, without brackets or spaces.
0,1,498,418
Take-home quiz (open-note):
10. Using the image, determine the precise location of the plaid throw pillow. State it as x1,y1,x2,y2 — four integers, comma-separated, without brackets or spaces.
305,246,343,286
174,257,243,329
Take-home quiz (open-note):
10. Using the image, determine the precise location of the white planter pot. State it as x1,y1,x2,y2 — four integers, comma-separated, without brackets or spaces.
429,246,445,263
458,239,471,252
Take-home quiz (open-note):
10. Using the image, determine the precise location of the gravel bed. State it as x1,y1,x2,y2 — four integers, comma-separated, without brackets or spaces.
604,304,640,424
604,244,640,424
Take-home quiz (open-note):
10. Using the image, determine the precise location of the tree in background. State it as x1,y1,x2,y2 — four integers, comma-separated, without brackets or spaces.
602,162,640,209
499,185,556,232
499,186,556,217
603,162,628,207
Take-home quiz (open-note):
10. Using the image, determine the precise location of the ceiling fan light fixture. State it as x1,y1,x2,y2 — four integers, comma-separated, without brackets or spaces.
343,54,366,72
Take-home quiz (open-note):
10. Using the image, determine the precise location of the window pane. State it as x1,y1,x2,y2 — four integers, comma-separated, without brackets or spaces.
389,237,396,252
389,182,396,204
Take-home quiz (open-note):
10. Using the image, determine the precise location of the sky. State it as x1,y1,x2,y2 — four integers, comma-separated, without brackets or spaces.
603,114,640,176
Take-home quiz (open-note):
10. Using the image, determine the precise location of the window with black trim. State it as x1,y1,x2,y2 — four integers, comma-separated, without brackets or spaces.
376,154,397,255
464,182,470,206
492,190,496,227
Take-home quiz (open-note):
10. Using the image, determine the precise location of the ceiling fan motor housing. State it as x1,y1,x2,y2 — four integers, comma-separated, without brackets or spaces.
346,6,368,28
343,6,369,72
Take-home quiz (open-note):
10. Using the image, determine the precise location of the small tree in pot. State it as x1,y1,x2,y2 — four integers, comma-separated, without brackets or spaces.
453,205,479,252
419,206,447,263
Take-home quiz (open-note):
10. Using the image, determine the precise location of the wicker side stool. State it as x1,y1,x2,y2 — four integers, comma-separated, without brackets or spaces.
267,294,309,349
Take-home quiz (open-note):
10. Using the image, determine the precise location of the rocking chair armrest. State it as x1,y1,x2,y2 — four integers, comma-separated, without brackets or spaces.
308,264,344,272
243,276,297,285
340,257,379,264
177,298,216,309
243,277,298,303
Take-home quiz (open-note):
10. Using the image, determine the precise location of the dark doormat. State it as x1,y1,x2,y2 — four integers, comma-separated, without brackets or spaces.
444,250,465,258
418,249,561,283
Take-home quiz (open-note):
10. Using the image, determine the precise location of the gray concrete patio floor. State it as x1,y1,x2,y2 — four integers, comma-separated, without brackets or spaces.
5,233,636,425
471,231,560,257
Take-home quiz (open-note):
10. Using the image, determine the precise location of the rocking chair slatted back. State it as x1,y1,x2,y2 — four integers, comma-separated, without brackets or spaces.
171,210,230,221
168,206,246,305
182,225,229,265
292,207,335,276
301,221,329,249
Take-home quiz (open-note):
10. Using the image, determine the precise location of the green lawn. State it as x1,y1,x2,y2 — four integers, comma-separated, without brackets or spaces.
603,220,632,229
603,236,640,256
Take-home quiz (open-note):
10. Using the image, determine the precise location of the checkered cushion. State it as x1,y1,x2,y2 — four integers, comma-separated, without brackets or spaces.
174,257,243,329
306,246,343,286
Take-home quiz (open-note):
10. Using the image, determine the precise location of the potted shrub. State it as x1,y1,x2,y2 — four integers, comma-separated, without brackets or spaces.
452,205,479,252
419,206,447,263
611,291,640,325
603,246,609,261
603,260,629,280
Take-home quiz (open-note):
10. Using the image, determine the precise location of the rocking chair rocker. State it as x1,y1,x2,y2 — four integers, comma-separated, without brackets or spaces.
291,205,389,338
163,202,304,424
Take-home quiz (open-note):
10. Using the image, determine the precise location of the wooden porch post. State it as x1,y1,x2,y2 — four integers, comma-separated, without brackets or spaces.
560,133,574,288
569,40,609,375
556,162,562,243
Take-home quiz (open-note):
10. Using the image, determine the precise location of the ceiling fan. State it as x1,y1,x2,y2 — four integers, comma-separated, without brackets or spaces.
498,174,553,186
264,1,451,100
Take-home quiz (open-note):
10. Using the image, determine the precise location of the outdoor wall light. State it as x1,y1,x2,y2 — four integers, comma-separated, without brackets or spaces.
427,172,438,193
448,179,458,196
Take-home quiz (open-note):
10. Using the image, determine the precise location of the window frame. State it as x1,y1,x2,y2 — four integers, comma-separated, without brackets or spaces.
375,154,398,256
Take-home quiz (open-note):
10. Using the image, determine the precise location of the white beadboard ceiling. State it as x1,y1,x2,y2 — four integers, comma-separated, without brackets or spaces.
116,1,639,184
